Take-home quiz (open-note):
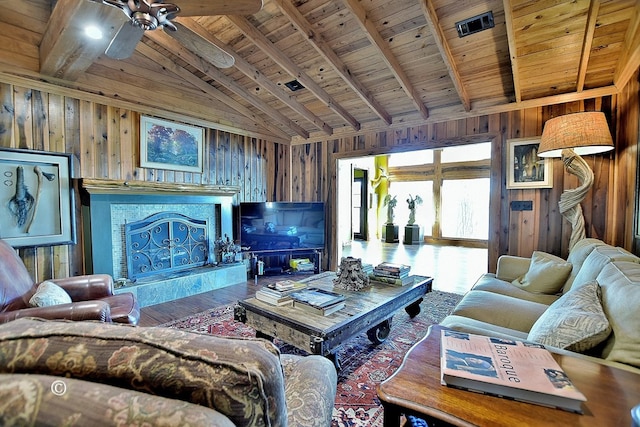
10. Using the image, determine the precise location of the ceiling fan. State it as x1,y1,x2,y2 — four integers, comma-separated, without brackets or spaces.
90,0,263,66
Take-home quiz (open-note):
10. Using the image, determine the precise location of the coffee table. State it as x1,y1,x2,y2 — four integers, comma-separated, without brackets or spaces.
234,272,433,368
377,324,640,427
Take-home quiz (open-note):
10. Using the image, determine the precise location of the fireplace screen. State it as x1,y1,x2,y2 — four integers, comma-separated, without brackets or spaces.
125,212,209,280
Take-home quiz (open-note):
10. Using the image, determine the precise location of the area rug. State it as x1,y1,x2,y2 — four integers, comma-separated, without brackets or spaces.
161,289,463,427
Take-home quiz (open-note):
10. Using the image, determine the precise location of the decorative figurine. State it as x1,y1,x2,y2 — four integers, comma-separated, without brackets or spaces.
333,256,369,291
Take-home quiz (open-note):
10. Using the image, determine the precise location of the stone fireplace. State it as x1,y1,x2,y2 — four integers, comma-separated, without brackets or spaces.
81,179,246,307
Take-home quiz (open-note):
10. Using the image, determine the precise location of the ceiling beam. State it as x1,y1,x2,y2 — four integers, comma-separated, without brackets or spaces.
273,0,392,125
503,0,521,103
227,15,361,131
40,0,123,80
614,1,640,91
576,0,600,92
146,30,309,138
173,18,332,135
135,42,292,141
420,0,470,112
341,0,429,120
291,85,620,145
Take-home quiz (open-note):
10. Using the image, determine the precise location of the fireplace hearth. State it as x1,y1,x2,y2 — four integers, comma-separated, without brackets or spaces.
82,179,247,306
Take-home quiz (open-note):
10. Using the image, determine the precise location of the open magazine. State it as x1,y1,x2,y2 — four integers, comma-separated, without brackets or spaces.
440,330,587,413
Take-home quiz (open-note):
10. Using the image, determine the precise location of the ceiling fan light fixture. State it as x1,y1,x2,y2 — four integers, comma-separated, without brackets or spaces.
85,25,104,40
132,11,158,30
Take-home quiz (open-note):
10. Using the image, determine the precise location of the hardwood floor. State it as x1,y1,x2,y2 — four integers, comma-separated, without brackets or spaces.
138,241,487,327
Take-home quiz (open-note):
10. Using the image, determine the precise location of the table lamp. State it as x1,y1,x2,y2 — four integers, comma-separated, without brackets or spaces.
538,111,614,250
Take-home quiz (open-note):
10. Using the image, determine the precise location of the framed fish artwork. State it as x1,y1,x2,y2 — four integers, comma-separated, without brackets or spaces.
0,148,75,247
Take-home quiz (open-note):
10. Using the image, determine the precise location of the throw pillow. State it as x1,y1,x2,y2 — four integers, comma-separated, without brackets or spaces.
512,251,572,294
28,281,72,307
527,280,611,353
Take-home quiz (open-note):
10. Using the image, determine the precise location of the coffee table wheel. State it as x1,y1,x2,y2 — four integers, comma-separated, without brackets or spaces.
405,298,423,318
367,318,391,344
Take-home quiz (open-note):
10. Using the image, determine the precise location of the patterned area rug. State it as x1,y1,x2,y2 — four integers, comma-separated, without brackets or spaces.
161,289,462,427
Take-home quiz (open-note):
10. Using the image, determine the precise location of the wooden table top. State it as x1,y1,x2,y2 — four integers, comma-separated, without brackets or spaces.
239,273,433,334
377,325,640,427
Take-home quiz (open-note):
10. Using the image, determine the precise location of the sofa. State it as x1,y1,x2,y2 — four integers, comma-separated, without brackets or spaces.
441,238,640,373
0,317,338,426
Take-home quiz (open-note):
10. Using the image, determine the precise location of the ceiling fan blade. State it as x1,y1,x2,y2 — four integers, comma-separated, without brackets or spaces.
105,21,146,60
176,0,263,16
170,22,235,68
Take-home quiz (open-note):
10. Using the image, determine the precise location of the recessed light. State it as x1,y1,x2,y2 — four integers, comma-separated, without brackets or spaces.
85,25,103,40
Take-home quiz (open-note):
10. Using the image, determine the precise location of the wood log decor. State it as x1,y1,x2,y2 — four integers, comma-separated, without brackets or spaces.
0,74,638,282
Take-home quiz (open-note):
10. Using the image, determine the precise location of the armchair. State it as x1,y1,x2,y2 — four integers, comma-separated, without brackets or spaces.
0,239,139,325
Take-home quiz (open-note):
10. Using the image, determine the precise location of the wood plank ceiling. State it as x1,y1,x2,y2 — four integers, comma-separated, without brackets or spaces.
0,0,638,144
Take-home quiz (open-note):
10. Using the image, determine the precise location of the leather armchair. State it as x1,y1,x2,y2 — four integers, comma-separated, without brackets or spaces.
0,239,139,325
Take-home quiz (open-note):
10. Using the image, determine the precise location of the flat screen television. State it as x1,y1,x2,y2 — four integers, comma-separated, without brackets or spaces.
239,202,325,252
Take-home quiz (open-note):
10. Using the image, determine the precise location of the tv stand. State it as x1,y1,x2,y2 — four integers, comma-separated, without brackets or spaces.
249,248,322,279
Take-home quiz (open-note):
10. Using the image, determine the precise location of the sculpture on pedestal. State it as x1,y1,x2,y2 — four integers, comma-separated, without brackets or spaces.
384,194,397,225
406,194,423,225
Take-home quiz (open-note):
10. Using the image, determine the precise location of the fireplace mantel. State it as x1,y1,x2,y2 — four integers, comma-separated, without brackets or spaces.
81,178,240,196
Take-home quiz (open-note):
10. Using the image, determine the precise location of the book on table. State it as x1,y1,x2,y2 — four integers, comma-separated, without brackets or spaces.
255,280,307,306
440,330,587,414
369,274,415,286
289,288,345,315
373,262,411,278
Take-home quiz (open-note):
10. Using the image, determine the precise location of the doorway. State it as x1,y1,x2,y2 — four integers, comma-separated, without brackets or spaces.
352,169,368,240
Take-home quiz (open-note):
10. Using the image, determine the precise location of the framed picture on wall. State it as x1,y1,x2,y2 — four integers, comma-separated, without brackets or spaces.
140,115,204,173
0,148,76,247
506,137,553,189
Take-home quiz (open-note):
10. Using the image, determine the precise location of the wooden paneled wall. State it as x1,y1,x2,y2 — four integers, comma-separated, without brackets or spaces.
1,71,638,281
0,82,282,282
291,72,639,272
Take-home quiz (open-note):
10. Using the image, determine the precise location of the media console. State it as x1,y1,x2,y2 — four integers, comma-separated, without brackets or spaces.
247,248,322,278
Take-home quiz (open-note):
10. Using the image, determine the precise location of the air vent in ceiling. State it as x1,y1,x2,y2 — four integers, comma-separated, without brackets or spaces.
285,80,304,91
455,11,494,38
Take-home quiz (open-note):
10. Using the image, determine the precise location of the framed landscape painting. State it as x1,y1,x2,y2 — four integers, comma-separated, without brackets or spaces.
506,138,553,189
140,116,204,173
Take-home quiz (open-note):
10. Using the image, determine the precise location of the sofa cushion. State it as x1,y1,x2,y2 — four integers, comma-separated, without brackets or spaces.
528,280,611,353
563,238,606,290
0,373,234,427
28,281,72,307
511,251,572,294
596,262,640,367
471,275,560,305
0,318,287,427
439,315,529,341
450,290,549,333
280,354,337,427
566,245,640,293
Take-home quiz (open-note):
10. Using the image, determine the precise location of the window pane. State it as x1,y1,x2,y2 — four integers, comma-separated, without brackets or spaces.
441,178,489,239
388,149,433,166
385,181,433,237
441,142,491,163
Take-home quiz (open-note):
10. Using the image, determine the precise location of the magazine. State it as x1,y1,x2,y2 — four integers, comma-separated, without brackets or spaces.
440,330,587,413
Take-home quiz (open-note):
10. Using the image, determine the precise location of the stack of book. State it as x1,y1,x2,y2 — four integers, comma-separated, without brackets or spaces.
255,280,307,306
440,330,587,413
370,262,412,286
289,287,346,316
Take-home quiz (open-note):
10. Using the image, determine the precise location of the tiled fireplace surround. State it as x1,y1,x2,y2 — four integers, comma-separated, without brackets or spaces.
81,180,247,307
